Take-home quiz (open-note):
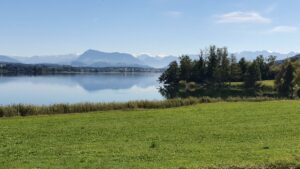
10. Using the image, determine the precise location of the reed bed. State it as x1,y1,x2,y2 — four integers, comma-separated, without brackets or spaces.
0,97,282,117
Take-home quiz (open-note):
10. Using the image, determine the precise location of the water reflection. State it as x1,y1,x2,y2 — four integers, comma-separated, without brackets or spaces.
159,82,275,99
0,73,164,105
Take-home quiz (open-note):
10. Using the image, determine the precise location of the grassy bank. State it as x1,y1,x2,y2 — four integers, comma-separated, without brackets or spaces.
0,101,299,169
229,80,275,88
0,97,284,118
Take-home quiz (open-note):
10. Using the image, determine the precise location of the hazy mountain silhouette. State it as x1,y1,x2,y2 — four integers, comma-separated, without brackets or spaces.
14,54,78,65
137,54,178,68
0,55,19,63
1,50,299,68
233,50,298,60
72,50,149,68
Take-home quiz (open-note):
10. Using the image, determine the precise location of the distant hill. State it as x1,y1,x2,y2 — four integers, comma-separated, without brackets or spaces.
72,50,149,68
290,54,300,61
233,50,299,60
14,54,78,65
0,55,19,63
137,54,178,68
276,54,300,64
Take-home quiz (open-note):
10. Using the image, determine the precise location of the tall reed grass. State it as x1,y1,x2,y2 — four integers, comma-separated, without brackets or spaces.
0,97,281,118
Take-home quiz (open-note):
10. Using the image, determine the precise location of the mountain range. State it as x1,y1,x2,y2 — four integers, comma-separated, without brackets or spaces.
0,49,298,69
14,54,78,65
233,51,298,60
137,54,179,68
0,55,19,63
72,50,148,68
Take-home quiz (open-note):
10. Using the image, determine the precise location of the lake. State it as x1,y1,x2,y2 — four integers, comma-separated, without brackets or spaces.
0,73,164,105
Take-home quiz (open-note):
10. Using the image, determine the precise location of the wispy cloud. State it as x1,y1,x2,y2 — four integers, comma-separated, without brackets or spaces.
265,3,277,14
216,11,271,24
268,26,298,33
164,11,183,18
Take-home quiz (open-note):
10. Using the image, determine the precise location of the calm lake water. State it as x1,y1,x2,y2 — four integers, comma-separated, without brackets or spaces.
0,73,164,105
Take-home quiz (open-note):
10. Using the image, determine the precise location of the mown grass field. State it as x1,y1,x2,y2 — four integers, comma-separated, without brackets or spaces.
0,101,299,169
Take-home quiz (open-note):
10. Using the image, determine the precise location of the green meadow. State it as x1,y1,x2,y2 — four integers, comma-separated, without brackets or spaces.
0,101,299,169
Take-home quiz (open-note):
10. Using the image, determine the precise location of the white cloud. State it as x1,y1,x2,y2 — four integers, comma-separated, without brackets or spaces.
216,11,271,24
268,26,298,33
164,11,183,18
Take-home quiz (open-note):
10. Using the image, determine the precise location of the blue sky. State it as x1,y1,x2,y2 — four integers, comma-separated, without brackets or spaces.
0,0,300,56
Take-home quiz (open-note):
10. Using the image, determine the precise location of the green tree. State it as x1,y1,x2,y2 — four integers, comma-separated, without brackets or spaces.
275,61,296,98
229,54,241,82
238,57,248,81
255,55,268,80
179,55,193,82
191,55,206,84
266,55,277,79
267,55,276,65
244,61,261,89
206,46,218,81
219,47,230,84
159,61,180,86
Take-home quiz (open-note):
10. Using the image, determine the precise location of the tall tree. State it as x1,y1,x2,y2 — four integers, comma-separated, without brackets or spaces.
267,55,277,65
159,61,180,86
206,46,219,82
179,55,193,82
244,61,261,89
275,61,296,98
214,48,223,85
255,55,268,80
266,55,277,79
220,47,230,84
238,57,248,81
229,54,241,82
191,54,206,84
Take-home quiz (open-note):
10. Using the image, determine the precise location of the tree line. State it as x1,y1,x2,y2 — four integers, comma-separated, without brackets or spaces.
0,62,162,75
159,45,300,98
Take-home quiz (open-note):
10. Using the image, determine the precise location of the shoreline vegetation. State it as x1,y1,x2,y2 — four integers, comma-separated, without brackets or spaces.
0,62,164,75
159,45,300,99
0,97,296,118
